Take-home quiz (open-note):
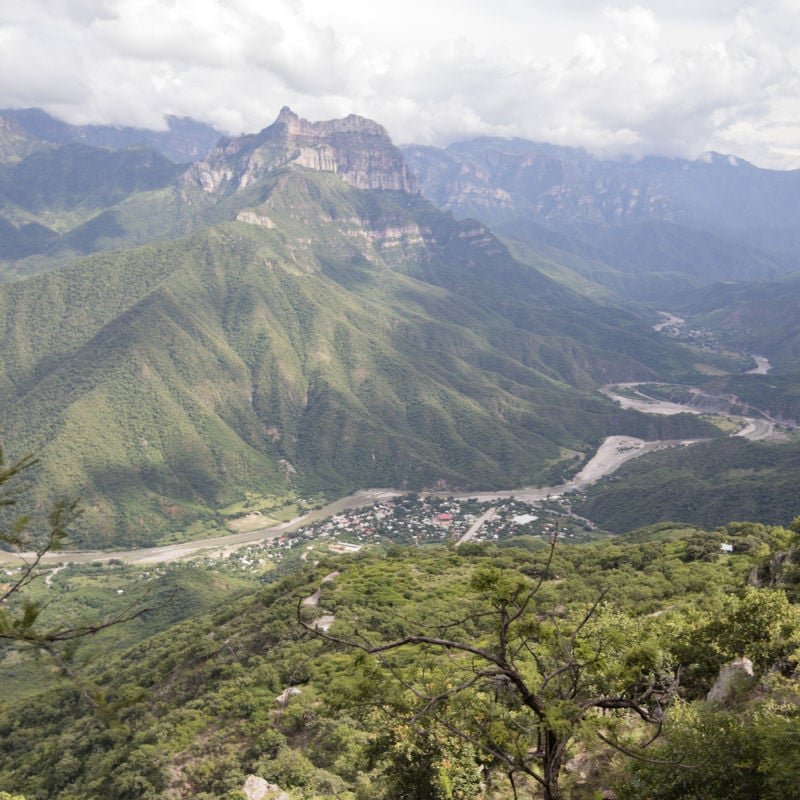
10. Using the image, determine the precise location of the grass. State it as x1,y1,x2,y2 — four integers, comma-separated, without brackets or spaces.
218,492,300,516
704,414,748,434
226,513,279,532
271,504,305,522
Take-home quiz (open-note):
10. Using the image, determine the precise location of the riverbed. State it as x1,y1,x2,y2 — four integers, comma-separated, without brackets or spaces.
0,378,786,567
0,434,697,566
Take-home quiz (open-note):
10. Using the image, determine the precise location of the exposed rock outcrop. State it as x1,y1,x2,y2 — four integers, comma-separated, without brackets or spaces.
706,657,756,706
189,106,416,195
242,775,289,800
275,686,301,708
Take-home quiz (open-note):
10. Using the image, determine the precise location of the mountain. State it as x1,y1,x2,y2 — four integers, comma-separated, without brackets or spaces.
648,274,800,426
0,108,224,280
0,107,221,164
500,217,786,302
0,114,43,164
0,142,186,278
1,144,182,213
0,109,716,547
403,139,799,300
0,106,421,281
189,106,416,194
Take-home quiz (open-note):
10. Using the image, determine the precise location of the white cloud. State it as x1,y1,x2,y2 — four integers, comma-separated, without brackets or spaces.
0,0,799,167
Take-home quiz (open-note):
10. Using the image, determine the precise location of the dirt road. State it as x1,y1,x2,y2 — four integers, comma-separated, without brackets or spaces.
455,507,498,546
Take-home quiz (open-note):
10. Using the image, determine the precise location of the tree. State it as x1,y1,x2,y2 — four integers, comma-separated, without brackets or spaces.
621,698,800,800
0,448,149,689
300,537,679,800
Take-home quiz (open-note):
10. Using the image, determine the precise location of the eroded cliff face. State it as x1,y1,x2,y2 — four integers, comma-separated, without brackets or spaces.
403,141,677,226
188,107,416,195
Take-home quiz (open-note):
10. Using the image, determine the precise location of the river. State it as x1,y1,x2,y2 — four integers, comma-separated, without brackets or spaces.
600,382,790,442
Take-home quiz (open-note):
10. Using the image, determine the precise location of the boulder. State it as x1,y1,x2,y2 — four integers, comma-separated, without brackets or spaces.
706,657,756,706
242,775,289,800
275,686,301,707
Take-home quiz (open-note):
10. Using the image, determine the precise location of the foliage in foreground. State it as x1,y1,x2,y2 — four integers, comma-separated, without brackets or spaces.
0,519,798,799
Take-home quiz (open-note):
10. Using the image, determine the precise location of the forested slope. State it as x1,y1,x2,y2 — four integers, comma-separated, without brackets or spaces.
1,521,798,799
0,158,716,545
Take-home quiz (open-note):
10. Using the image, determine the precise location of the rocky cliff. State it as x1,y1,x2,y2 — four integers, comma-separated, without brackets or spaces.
190,107,416,195
403,138,800,260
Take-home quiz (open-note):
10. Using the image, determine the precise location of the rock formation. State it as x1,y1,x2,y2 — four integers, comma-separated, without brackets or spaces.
706,657,756,706
242,775,289,800
189,106,417,195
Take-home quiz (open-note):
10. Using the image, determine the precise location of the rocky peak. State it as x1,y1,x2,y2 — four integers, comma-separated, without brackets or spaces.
273,105,389,139
189,107,416,194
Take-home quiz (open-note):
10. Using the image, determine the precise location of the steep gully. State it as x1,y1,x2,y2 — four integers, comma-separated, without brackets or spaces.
1,328,790,566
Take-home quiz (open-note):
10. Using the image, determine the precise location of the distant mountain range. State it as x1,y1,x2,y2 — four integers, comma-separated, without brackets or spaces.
0,108,716,546
404,138,800,300
2,107,798,299
0,107,221,162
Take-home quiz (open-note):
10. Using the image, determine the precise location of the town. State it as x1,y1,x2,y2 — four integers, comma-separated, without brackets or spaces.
188,492,602,578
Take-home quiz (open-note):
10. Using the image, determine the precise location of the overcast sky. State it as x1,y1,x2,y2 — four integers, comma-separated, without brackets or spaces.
1,0,799,168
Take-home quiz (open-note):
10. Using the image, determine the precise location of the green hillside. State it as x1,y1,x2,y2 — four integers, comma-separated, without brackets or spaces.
0,143,186,278
0,107,220,163
575,437,800,532
668,274,800,371
697,372,800,422
1,521,798,800
403,137,800,279
0,165,717,546
497,218,786,302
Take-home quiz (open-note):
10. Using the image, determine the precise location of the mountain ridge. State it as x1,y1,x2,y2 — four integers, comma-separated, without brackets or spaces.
403,137,800,300
0,111,717,545
188,106,416,195
0,107,221,163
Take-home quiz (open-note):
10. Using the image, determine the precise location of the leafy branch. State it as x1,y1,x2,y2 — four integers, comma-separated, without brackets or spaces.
298,531,679,800
0,448,154,697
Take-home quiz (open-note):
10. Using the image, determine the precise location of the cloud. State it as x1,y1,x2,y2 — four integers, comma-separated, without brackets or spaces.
0,0,799,167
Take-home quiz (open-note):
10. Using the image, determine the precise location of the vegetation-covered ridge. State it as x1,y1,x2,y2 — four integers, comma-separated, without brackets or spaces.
667,273,800,372
0,161,716,546
576,436,800,533
403,138,800,298
1,518,799,799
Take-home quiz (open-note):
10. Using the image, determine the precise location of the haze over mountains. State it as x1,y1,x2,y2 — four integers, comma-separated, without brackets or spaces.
0,108,220,164
404,138,800,300
0,105,797,544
